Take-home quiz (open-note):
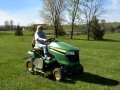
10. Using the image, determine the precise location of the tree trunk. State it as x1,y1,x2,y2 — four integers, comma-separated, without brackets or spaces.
54,20,58,38
87,28,90,40
70,22,74,39
87,22,91,40
54,25,58,38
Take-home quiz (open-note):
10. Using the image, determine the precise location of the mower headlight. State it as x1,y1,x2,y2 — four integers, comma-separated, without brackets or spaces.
66,51,75,55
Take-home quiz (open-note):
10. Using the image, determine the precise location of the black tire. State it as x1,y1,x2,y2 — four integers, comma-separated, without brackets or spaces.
26,58,36,75
53,68,63,82
79,64,84,74
74,64,84,74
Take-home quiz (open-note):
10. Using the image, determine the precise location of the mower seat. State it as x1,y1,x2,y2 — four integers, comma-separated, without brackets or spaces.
33,46,44,57
34,46,43,50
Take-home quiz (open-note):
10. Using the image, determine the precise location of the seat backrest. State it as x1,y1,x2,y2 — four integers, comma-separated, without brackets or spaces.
32,38,35,48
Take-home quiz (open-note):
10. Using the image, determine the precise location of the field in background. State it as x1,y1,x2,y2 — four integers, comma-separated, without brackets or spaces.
0,31,120,90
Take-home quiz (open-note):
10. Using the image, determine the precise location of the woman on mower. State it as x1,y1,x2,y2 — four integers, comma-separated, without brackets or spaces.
34,25,50,60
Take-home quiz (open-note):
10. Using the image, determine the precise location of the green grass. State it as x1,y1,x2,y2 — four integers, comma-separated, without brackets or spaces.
0,31,120,90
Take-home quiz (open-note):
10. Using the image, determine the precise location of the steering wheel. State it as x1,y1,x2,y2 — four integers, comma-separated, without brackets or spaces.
47,38,55,42
45,38,55,44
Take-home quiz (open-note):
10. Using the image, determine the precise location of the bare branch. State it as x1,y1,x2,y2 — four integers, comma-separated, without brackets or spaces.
40,0,66,37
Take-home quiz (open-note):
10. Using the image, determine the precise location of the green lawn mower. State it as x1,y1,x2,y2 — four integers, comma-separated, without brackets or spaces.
26,38,84,81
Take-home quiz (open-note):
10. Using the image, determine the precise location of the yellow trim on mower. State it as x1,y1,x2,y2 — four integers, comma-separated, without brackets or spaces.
50,47,67,54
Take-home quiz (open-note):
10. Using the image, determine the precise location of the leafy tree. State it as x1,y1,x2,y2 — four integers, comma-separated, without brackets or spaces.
116,25,120,33
15,25,23,36
101,19,106,24
91,17,104,40
110,26,115,33
58,24,66,36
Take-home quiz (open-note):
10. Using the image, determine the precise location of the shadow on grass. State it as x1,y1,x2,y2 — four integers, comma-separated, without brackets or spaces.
100,39,120,42
64,72,119,86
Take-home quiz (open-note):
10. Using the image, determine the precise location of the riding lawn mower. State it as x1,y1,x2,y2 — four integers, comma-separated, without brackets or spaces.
26,38,84,81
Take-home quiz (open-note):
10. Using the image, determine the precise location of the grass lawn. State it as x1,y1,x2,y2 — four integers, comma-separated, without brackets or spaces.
0,31,120,90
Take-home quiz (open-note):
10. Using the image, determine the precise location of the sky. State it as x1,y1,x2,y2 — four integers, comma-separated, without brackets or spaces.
104,0,120,22
0,0,120,26
0,0,43,26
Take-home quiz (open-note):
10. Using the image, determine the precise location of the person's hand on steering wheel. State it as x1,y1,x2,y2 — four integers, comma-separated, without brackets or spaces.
43,39,50,44
43,39,47,42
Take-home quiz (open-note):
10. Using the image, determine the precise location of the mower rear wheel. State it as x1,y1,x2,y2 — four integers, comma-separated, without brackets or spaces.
53,68,63,82
26,58,35,75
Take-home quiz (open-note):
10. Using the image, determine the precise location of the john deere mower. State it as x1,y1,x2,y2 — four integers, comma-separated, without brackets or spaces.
26,38,83,81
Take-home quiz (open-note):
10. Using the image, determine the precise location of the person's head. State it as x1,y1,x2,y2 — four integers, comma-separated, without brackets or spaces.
36,25,44,33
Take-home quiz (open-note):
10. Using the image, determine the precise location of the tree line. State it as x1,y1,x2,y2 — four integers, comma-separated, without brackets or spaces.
0,20,14,31
0,20,23,36
1,0,120,39
40,0,107,40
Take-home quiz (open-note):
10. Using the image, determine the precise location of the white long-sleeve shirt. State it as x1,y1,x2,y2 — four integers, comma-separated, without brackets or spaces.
35,31,46,45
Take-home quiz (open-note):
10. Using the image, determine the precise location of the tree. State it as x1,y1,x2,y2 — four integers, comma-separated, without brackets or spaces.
116,25,120,33
4,20,10,31
29,23,36,35
10,20,14,30
58,23,66,36
82,0,106,40
101,19,105,24
4,20,14,30
91,16,104,40
67,0,81,39
41,0,66,37
15,25,23,36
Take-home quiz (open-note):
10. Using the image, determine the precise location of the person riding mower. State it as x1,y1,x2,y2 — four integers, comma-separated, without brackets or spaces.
26,38,84,81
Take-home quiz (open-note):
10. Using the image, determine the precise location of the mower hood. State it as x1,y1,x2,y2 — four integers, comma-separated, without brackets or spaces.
48,40,80,67
48,40,79,53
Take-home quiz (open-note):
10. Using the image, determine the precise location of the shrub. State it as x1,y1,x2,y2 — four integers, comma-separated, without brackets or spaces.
15,25,23,36
57,24,66,36
91,17,105,40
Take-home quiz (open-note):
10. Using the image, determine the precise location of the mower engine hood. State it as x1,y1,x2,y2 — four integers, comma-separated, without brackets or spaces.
48,40,80,67
48,40,79,53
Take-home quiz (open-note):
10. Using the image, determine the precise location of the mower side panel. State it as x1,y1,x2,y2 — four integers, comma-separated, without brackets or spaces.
34,58,43,69
27,50,44,59
50,50,68,65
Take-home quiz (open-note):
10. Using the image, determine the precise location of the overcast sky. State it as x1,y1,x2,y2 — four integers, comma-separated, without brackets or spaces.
0,0,120,26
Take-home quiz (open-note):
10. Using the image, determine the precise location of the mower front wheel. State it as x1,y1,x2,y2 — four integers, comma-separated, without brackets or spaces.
53,68,63,82
80,64,84,74
26,58,36,75
75,64,84,74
